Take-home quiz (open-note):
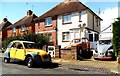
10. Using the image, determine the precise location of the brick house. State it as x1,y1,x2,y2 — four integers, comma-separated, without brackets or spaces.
35,0,102,49
7,10,37,37
0,18,12,41
34,11,57,45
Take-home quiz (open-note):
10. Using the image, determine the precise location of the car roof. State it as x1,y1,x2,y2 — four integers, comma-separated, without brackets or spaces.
11,40,35,43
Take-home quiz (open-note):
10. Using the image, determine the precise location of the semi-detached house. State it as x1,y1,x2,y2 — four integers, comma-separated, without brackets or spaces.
7,10,37,37
35,0,102,49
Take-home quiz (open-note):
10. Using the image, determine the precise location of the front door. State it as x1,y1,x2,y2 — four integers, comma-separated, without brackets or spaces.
15,42,25,60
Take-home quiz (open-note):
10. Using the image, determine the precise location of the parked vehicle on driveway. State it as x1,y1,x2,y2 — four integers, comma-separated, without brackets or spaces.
3,40,51,68
93,38,116,60
65,37,93,60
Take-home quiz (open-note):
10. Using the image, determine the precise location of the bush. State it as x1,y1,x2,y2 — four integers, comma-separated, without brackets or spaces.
2,33,50,49
112,18,120,57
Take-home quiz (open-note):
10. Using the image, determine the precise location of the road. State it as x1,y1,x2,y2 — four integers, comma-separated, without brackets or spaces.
0,58,104,74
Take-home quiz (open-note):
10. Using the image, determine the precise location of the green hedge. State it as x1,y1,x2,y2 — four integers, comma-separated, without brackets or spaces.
2,33,49,49
112,18,120,57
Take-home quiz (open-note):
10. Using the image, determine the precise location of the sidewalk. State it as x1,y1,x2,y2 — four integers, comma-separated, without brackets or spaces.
52,58,118,74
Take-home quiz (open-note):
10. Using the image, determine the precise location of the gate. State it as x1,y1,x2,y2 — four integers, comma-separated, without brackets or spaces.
47,46,55,57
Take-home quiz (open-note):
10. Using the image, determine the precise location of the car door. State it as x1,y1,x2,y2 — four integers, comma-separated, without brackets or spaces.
15,42,25,60
10,42,17,58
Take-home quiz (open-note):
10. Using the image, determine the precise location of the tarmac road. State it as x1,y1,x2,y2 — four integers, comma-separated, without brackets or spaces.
0,58,103,74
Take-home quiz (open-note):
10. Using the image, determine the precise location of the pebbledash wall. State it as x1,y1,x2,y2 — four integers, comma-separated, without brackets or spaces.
57,10,101,49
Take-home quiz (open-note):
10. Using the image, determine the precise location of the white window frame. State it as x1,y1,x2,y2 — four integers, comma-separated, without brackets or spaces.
62,32,70,41
63,14,71,23
45,17,52,27
79,12,82,21
21,26,25,32
12,27,16,33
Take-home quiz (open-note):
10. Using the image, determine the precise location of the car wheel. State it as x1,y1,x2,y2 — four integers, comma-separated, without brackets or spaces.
26,57,34,68
4,58,10,63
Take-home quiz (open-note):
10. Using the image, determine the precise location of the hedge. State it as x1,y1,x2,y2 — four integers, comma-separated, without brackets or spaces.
2,33,50,49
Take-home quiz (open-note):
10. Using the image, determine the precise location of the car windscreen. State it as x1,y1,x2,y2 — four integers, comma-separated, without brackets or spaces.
99,40,111,45
23,43,37,49
73,39,81,43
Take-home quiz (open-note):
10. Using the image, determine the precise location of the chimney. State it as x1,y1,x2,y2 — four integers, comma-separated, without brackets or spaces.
64,0,79,3
27,10,33,16
3,18,8,23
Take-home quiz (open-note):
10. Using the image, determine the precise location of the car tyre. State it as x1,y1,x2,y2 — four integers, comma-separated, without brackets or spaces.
26,57,34,68
4,58,10,63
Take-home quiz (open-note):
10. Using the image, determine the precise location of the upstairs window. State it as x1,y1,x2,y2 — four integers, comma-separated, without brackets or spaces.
45,17,52,26
79,12,82,21
21,26,25,32
63,14,71,23
12,27,16,33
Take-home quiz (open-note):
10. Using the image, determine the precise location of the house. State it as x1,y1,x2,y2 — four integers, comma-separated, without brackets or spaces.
35,0,102,49
0,18,12,41
7,10,37,37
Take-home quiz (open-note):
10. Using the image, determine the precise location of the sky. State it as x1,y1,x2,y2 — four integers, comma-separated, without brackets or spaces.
0,0,119,31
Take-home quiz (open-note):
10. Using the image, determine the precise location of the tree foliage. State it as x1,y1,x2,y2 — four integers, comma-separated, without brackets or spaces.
2,33,49,49
112,18,120,56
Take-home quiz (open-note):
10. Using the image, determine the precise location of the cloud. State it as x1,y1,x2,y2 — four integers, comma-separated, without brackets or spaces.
99,7,118,31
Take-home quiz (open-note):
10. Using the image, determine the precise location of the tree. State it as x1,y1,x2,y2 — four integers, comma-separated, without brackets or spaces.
2,33,50,49
112,18,120,57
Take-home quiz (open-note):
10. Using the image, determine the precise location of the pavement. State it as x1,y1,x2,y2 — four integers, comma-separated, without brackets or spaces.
52,58,119,74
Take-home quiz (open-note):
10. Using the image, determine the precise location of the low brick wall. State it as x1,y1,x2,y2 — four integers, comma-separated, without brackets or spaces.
55,46,77,60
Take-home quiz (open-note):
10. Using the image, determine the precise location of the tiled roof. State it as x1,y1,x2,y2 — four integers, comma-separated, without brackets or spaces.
35,1,102,21
7,14,37,29
0,21,12,30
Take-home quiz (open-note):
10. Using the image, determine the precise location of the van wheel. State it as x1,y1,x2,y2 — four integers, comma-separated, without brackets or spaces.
26,57,34,68
4,58,10,63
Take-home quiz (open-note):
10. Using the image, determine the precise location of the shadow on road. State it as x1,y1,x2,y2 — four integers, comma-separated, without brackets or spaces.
8,59,60,69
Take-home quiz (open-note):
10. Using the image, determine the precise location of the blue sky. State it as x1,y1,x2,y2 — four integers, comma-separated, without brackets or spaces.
0,1,118,24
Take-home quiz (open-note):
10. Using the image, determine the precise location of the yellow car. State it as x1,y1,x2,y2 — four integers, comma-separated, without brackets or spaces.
4,40,51,68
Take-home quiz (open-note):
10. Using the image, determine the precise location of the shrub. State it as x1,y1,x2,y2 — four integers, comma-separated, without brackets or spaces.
2,33,50,49
112,18,120,57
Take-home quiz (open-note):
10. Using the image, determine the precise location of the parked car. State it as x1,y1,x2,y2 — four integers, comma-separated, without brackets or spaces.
3,40,51,68
65,37,92,59
93,38,116,60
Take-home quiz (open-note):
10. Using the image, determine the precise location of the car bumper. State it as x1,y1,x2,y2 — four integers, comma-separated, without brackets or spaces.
93,56,112,60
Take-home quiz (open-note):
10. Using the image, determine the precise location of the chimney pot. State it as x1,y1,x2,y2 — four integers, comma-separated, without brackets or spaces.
27,10,33,16
3,18,7,22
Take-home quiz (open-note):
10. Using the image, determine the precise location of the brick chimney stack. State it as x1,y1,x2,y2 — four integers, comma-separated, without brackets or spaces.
27,10,33,16
64,0,79,3
3,18,8,23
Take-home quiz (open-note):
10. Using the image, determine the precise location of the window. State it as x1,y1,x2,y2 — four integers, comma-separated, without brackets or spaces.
63,14,71,23
96,17,99,26
38,22,40,28
79,12,82,21
89,34,93,41
17,43,23,49
21,26,25,32
48,33,52,42
12,27,16,33
62,32,70,41
94,34,99,41
45,17,52,26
